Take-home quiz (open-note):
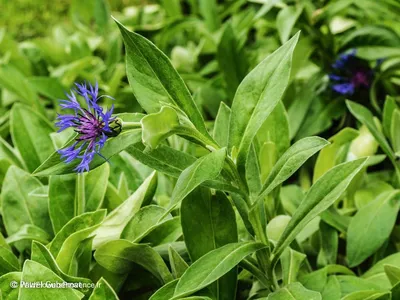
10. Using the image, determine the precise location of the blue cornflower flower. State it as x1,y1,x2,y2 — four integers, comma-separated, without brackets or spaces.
329,49,375,96
55,82,119,173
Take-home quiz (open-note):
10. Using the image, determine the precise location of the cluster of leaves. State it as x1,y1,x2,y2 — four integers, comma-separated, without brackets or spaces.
2,0,400,299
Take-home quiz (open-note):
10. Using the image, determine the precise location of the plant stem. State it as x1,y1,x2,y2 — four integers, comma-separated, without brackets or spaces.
75,173,85,216
121,121,142,130
240,259,273,291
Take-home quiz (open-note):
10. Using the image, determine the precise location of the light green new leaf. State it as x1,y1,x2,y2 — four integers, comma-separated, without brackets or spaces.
89,278,119,300
1,166,51,237
347,190,400,267
33,129,142,176
94,239,173,284
114,19,209,137
31,241,92,295
169,148,226,207
266,282,321,300
181,189,238,300
85,163,110,212
271,158,367,264
141,106,180,149
172,242,267,299
93,172,157,248
258,137,329,200
11,104,55,173
19,261,84,299
229,32,299,177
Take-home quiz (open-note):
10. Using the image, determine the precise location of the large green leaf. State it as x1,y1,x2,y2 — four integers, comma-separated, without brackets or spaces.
169,148,226,207
347,190,400,267
114,19,209,138
19,261,84,300
1,166,51,237
93,172,157,248
94,239,173,284
258,137,329,199
11,104,55,173
181,188,238,300
271,158,367,264
172,242,267,299
228,32,299,177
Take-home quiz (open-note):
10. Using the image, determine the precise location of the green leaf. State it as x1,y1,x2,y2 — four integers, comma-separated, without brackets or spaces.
19,261,84,299
89,278,119,300
49,174,76,233
229,32,299,177
0,246,20,276
33,129,142,176
340,291,390,300
169,148,226,207
266,282,321,300
141,106,180,149
199,0,220,31
28,77,66,101
317,222,338,267
11,104,55,173
347,190,400,267
168,246,189,279
213,102,231,147
258,137,329,199
277,5,304,44
391,109,400,153
383,96,397,138
94,239,173,283
141,217,182,246
172,242,267,299
93,172,157,248
150,279,179,300
0,271,21,299
271,158,367,264
0,65,44,115
0,136,24,169
5,224,50,245
85,163,110,212
181,188,238,300
256,101,290,158
363,252,400,289
31,241,92,295
1,166,51,237
384,264,400,286
121,205,168,242
217,24,248,101
281,248,306,285
321,275,341,300
114,19,209,137
48,210,106,271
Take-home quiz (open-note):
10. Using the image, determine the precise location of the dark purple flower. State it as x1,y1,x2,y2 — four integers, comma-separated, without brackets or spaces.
329,49,375,96
55,82,118,173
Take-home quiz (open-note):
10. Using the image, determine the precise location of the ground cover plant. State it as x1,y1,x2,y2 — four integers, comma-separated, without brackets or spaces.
2,0,400,299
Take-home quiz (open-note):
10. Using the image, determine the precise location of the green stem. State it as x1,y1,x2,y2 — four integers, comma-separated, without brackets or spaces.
75,173,85,216
121,121,142,130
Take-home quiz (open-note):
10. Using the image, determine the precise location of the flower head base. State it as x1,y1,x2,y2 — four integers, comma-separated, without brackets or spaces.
329,49,375,96
56,82,120,173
